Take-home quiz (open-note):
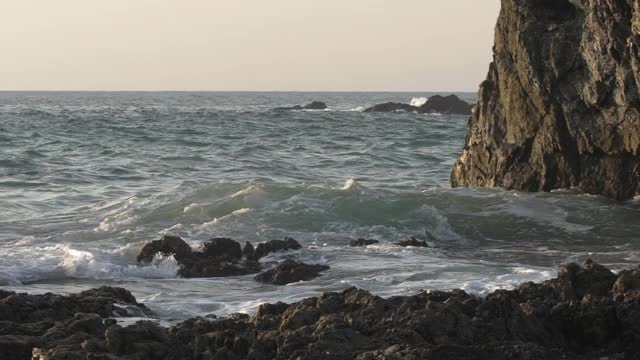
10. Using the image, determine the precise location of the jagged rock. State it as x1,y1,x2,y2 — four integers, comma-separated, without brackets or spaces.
12,261,640,359
253,237,303,260
137,236,261,278
613,267,640,301
274,101,328,111
363,102,417,113
396,237,429,247
242,241,255,260
137,235,192,263
350,239,380,247
420,94,472,115
254,260,330,285
452,0,640,200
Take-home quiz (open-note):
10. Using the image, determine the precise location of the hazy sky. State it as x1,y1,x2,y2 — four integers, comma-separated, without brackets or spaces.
1,1,500,91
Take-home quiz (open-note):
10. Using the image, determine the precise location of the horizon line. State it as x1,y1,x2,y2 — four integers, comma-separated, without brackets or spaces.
0,89,478,93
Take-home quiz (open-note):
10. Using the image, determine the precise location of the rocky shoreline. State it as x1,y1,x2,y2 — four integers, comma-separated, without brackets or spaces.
2,260,639,359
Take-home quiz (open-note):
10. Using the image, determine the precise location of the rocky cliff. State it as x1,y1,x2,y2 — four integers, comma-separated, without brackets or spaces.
452,0,640,200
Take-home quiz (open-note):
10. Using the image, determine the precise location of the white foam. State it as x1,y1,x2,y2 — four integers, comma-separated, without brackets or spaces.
410,97,428,107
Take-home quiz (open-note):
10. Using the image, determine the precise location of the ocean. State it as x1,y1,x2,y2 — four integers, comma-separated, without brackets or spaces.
1,91,639,322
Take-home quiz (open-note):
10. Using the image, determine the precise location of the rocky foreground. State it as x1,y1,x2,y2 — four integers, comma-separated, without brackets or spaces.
452,0,640,200
2,260,640,359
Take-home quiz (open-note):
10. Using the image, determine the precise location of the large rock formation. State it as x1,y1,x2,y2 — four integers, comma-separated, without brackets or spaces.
364,95,472,115
452,0,640,200
10,261,640,359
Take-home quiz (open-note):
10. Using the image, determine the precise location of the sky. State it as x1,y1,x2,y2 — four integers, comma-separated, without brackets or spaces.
1,1,500,92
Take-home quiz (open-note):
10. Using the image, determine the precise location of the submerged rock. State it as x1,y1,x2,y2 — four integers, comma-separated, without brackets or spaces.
452,0,640,200
396,237,429,247
22,260,640,359
350,238,380,247
254,260,330,285
274,101,328,111
253,237,303,260
363,95,472,115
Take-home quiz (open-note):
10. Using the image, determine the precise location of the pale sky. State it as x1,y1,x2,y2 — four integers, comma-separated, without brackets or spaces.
1,1,500,92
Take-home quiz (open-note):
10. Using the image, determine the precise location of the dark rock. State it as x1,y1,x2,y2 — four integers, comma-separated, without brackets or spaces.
253,237,303,260
137,235,192,263
364,95,472,115
242,241,255,260
12,260,640,359
396,237,429,247
202,238,243,260
254,260,330,285
274,101,328,111
363,102,418,113
419,95,472,115
452,0,640,200
350,238,380,247
137,236,261,278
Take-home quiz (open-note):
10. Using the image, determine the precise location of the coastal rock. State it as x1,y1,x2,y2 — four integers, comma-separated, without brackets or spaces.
137,235,192,263
11,260,640,359
396,237,429,247
274,101,328,111
451,0,640,200
253,237,303,260
137,236,261,278
363,95,472,115
350,238,380,247
254,260,330,285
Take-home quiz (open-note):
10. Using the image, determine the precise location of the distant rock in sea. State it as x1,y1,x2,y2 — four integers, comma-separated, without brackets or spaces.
452,0,640,200
274,101,328,111
350,238,380,247
364,94,472,115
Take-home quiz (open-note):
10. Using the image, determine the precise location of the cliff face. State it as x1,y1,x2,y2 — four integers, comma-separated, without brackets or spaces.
452,0,640,200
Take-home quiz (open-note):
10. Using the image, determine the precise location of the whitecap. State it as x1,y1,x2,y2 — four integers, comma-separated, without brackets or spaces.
410,97,428,107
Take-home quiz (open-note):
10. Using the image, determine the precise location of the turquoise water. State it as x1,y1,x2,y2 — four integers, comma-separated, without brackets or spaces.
1,92,639,321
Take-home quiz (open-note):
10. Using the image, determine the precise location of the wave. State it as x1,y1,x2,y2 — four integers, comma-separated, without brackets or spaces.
410,97,428,107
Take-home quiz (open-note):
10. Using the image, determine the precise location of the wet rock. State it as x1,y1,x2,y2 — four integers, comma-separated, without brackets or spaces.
364,102,417,113
137,235,192,263
137,236,261,278
613,267,640,301
396,237,428,247
452,0,640,200
274,101,328,111
202,238,243,260
253,237,303,260
350,238,380,247
242,241,255,259
254,260,330,285
12,260,640,359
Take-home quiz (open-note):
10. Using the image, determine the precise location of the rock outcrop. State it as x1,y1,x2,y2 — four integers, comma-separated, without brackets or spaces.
274,101,328,111
350,238,380,247
364,95,472,115
396,237,429,247
137,236,303,278
452,0,640,200
11,261,640,359
254,260,330,285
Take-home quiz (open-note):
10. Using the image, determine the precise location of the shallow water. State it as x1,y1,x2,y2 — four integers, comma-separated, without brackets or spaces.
1,91,639,322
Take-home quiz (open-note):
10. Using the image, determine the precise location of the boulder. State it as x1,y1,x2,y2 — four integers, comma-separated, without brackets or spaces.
350,239,380,247
201,238,243,260
254,260,330,285
451,0,640,200
136,235,192,263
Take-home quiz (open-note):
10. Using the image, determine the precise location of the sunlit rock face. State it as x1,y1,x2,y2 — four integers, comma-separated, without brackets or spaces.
452,0,640,200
